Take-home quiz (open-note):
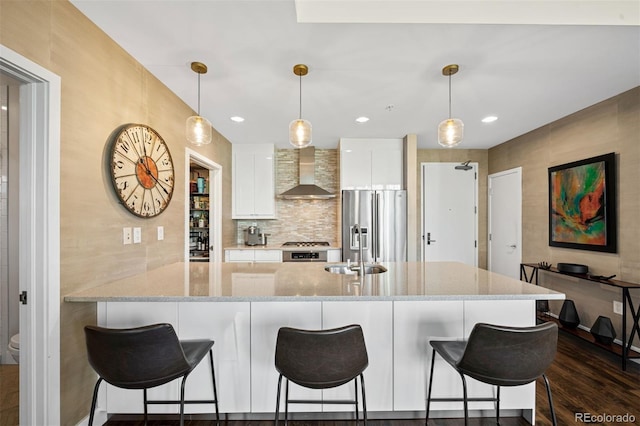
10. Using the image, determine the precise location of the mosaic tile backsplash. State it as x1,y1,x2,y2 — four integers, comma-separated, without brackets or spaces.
235,148,340,246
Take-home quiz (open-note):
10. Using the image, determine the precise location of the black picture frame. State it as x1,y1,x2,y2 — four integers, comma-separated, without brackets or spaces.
548,152,617,253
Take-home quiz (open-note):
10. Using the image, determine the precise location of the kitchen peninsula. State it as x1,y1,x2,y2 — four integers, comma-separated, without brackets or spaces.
65,262,564,423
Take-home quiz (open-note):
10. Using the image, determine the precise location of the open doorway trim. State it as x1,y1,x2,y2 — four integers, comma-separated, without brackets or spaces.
0,45,61,424
185,149,222,262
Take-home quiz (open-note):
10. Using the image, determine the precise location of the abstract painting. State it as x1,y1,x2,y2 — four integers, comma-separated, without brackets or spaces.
548,153,617,253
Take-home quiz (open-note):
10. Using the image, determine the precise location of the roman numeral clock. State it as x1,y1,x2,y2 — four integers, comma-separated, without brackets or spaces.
108,123,175,217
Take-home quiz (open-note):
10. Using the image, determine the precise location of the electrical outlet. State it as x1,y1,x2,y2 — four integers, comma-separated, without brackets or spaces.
157,226,164,241
133,227,142,244
613,301,623,315
123,227,132,245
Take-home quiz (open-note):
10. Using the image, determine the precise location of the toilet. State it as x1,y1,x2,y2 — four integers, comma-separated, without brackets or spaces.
8,333,19,363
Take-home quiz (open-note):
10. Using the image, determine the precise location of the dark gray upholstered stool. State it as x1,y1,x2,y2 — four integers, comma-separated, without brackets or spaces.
426,322,558,426
274,324,369,425
84,323,219,426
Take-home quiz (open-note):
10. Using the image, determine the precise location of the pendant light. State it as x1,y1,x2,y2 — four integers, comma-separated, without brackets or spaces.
438,64,464,148
186,61,213,146
289,64,312,148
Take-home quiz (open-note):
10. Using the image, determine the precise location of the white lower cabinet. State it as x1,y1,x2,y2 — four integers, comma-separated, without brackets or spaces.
322,301,393,412
463,300,536,418
178,302,251,413
99,302,251,414
101,302,180,414
225,249,282,263
326,249,341,262
250,301,323,414
393,301,464,411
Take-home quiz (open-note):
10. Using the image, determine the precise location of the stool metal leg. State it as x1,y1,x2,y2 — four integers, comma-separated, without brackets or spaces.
208,349,220,423
360,373,368,425
425,348,437,425
284,378,290,426
88,378,103,426
179,375,188,426
542,374,558,426
496,385,501,425
460,373,469,426
275,374,283,426
354,377,360,423
143,388,148,425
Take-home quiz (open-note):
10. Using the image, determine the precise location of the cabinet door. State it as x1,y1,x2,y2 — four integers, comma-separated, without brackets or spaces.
393,301,464,411
340,149,372,189
102,303,180,414
233,151,256,217
250,302,322,413
322,301,393,412
371,149,402,189
463,300,536,413
326,249,341,262
225,249,255,262
254,250,282,262
252,151,276,217
178,302,251,413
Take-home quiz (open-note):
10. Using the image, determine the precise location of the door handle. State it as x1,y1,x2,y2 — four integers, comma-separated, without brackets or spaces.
508,244,517,249
427,232,437,245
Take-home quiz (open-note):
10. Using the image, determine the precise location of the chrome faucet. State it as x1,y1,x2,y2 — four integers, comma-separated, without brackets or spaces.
350,224,366,276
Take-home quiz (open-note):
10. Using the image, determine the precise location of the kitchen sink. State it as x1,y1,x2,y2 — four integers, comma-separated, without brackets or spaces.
324,263,388,275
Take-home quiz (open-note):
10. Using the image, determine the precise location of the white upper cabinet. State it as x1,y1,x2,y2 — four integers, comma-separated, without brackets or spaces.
339,138,403,190
232,144,276,219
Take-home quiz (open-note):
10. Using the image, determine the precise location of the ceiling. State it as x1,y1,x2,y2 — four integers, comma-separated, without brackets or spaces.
70,0,640,149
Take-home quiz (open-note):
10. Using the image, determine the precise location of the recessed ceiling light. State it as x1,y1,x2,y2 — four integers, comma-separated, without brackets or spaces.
355,116,369,123
482,116,498,123
230,116,245,122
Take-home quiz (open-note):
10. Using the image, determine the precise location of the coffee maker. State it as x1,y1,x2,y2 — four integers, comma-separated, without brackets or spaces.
244,225,261,246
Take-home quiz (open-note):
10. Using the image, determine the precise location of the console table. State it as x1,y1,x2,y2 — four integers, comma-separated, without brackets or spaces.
521,263,640,371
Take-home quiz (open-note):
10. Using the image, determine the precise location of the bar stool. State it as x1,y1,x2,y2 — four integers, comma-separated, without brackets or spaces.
426,322,558,426
84,323,219,426
274,324,369,425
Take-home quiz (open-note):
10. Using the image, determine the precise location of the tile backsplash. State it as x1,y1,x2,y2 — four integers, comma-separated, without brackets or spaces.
235,148,340,246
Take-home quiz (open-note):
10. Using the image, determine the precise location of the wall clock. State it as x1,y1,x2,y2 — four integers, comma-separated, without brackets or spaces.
108,123,175,217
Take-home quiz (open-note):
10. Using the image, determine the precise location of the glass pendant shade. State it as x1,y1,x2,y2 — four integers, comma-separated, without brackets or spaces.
289,118,312,148
186,115,213,146
438,118,464,148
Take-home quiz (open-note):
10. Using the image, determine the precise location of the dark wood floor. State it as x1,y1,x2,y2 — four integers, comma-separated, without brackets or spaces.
101,331,640,426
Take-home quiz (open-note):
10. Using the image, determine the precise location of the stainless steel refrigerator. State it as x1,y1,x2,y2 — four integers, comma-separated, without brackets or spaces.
342,190,407,262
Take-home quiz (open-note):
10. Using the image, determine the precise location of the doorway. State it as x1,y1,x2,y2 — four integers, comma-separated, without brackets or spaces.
1,45,61,424
185,149,222,262
421,162,478,265
488,167,523,279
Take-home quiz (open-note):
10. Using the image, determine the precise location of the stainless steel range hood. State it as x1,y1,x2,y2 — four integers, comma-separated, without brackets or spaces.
280,146,336,200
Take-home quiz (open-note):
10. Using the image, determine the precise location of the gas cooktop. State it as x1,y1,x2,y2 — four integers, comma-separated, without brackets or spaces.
282,241,331,248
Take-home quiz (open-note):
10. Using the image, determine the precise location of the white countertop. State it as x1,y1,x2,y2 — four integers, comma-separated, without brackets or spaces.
64,261,565,302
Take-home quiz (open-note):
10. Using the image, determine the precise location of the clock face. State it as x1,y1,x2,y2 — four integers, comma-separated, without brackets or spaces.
109,124,175,217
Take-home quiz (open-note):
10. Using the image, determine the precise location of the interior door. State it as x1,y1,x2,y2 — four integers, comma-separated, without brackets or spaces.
422,163,478,265
488,167,522,279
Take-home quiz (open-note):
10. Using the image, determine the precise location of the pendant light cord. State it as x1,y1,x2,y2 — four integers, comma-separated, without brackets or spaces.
197,72,201,116
448,73,452,119
299,73,302,119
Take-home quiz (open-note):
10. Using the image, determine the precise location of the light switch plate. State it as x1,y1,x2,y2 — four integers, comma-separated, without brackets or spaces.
133,227,142,244
157,226,164,241
123,227,132,245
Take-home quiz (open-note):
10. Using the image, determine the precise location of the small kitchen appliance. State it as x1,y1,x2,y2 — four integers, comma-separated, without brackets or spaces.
244,225,262,246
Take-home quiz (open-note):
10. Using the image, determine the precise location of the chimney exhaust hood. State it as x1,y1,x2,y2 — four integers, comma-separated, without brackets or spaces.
280,146,336,200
